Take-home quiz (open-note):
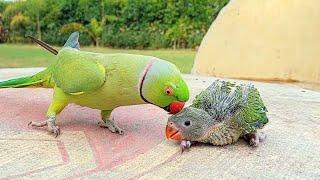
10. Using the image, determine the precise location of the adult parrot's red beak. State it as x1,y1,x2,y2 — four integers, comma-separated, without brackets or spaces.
167,101,185,114
165,123,182,141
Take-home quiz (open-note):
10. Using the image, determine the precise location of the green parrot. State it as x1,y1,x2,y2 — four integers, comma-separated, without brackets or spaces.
0,32,189,136
166,80,268,151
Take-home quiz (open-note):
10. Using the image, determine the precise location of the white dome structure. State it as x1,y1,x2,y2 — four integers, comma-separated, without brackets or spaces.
193,0,320,85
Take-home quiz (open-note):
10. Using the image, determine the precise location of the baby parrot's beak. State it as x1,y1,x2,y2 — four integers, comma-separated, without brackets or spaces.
166,122,182,141
164,101,185,114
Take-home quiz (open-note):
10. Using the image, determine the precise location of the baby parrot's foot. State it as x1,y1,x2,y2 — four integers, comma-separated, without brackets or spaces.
98,120,124,135
245,132,267,147
28,116,61,137
180,140,192,153
258,132,267,142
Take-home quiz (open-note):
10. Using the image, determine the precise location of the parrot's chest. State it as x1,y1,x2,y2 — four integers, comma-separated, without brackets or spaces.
201,121,242,146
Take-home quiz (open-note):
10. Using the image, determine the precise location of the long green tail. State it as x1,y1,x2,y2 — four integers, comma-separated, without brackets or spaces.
0,32,81,88
0,66,55,88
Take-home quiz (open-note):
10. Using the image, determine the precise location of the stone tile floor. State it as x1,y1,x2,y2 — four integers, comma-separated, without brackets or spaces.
0,68,319,179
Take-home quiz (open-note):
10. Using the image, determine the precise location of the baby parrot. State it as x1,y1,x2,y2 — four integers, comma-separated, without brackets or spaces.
0,32,189,136
166,80,268,151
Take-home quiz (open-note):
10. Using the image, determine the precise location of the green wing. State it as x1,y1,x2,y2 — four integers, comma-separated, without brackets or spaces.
236,85,268,134
53,32,106,94
53,52,106,94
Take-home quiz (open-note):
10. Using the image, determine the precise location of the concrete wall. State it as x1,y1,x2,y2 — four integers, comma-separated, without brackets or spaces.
193,0,320,84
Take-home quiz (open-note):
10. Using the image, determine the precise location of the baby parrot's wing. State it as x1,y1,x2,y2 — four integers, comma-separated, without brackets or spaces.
235,84,268,134
191,80,238,122
191,80,268,131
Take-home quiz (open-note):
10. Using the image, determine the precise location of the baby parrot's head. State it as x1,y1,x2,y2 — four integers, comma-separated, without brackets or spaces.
141,60,189,114
166,107,212,141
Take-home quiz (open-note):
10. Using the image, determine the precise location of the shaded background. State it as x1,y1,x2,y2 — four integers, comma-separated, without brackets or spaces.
0,0,229,49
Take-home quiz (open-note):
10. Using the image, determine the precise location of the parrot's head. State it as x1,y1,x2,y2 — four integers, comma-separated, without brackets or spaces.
141,59,189,114
166,107,212,141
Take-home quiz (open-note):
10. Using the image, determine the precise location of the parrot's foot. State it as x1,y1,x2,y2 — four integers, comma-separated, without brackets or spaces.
98,120,124,135
245,132,266,147
180,140,192,153
28,116,61,137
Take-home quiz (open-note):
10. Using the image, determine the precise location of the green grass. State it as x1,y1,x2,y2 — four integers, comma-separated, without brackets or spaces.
0,44,196,73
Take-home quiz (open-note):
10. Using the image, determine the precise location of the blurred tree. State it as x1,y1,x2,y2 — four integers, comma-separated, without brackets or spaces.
85,15,118,47
0,1,7,13
10,13,30,31
24,0,46,40
0,0,230,48
60,15,118,47
41,0,64,44
0,14,8,43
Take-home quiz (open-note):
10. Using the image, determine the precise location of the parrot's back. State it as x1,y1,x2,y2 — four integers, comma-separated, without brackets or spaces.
192,80,268,135
0,46,152,90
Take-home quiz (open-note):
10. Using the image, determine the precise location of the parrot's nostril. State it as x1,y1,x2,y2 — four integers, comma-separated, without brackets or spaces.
169,122,174,127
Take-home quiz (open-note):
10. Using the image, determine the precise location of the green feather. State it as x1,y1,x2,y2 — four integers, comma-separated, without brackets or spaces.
235,84,268,134
0,76,43,88
0,67,54,88
192,80,268,134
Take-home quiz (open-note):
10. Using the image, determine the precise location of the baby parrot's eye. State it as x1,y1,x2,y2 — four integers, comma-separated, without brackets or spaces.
184,120,191,127
165,86,173,96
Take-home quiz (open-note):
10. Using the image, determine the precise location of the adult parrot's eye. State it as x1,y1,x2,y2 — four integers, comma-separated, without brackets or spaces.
165,86,173,96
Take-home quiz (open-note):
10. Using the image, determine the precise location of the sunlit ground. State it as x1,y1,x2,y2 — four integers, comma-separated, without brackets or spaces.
0,44,196,73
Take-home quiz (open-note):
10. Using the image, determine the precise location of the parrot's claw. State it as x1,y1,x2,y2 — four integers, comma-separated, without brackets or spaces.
99,120,124,135
28,116,61,137
258,132,267,142
246,132,266,147
28,121,47,127
49,125,61,138
180,140,191,153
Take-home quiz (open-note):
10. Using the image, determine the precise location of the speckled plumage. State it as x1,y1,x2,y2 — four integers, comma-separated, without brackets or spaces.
167,80,268,147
